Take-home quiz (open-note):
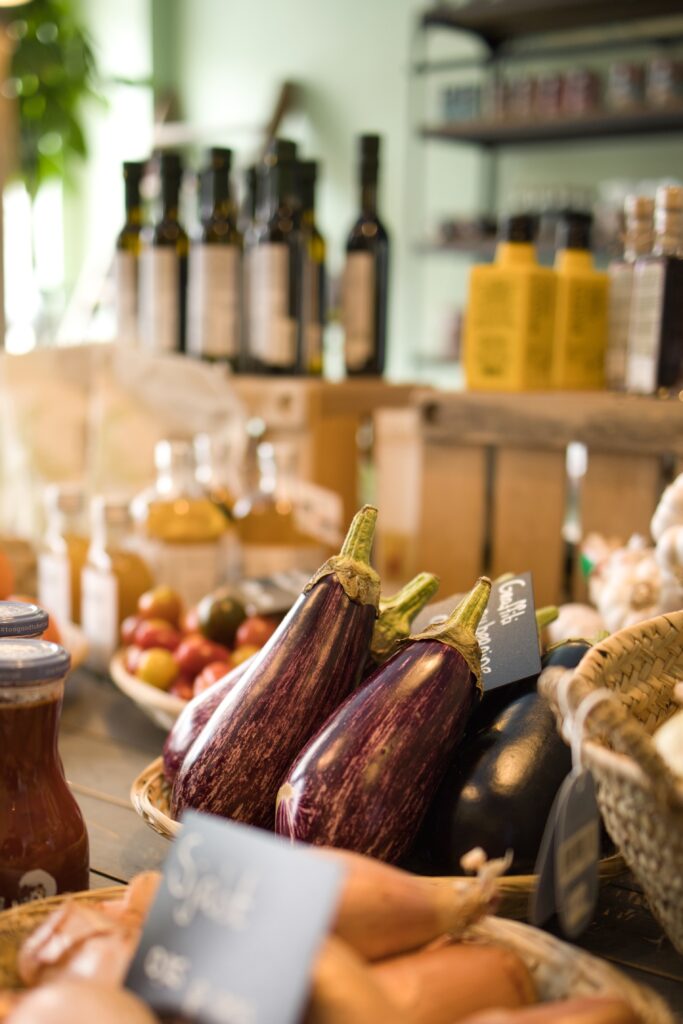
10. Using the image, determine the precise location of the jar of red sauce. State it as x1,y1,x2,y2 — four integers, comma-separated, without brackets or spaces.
0,601,48,639
0,640,89,908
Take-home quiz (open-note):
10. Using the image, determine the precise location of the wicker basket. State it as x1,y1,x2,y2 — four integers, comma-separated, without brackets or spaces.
130,757,625,919
0,888,674,1021
539,610,683,954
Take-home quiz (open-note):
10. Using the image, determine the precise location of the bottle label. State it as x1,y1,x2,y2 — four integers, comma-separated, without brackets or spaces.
139,248,180,352
561,278,608,385
343,252,375,370
187,244,241,359
114,251,139,345
38,552,72,623
626,260,665,394
291,481,343,548
606,262,634,388
247,244,296,366
301,255,323,372
82,567,119,669
140,540,223,607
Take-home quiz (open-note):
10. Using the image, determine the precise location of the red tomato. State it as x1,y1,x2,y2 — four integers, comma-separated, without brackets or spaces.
137,586,183,628
134,618,182,652
235,615,278,650
174,633,231,679
121,614,143,647
124,645,144,674
193,660,234,696
169,675,194,701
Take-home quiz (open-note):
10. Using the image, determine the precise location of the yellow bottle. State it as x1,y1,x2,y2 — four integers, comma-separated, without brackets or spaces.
552,212,608,389
464,214,556,391
38,485,89,625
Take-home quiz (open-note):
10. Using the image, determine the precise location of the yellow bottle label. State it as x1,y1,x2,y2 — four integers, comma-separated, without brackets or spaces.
554,275,608,388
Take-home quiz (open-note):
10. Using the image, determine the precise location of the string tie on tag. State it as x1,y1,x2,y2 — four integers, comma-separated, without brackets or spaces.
568,687,614,772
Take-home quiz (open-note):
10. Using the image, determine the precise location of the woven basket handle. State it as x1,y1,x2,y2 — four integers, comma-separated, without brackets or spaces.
539,666,681,808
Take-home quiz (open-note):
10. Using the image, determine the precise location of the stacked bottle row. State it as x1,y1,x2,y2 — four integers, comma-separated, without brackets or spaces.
464,185,683,394
37,439,332,667
115,136,389,377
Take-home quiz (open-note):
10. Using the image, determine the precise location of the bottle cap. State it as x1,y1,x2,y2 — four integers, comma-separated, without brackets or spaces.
624,195,654,220
500,213,535,243
296,160,318,184
359,135,380,162
265,138,297,165
208,147,232,172
0,639,71,684
0,602,49,639
557,210,593,251
655,184,683,211
159,151,183,177
122,161,145,181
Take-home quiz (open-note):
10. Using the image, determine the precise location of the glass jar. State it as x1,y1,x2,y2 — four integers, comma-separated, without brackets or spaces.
0,601,48,638
0,640,89,909
131,439,227,605
194,432,242,583
81,497,154,670
38,485,89,626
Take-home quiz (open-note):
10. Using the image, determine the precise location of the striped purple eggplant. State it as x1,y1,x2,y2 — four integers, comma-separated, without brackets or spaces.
171,505,380,828
365,571,440,675
162,656,254,783
275,576,491,863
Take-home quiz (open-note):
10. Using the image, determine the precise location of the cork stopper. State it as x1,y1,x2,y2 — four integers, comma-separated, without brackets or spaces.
653,185,683,257
623,195,654,261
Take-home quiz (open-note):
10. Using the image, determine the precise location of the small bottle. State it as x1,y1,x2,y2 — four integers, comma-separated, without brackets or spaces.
81,498,154,669
187,148,243,369
139,151,189,353
194,432,242,582
38,485,89,626
464,214,556,391
115,161,145,344
0,640,89,908
605,196,654,390
626,185,683,395
296,160,326,376
552,211,609,389
245,139,301,374
342,134,390,377
232,441,329,578
239,164,259,236
131,439,227,606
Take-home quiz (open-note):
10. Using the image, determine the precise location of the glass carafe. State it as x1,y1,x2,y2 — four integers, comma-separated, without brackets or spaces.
38,485,89,625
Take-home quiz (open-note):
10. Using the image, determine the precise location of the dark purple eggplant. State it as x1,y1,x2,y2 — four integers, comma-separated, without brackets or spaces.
171,505,380,828
365,572,440,675
275,576,491,863
162,656,254,783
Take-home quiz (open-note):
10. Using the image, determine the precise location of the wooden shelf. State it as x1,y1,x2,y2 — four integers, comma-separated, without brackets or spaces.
421,1,683,49
421,105,683,146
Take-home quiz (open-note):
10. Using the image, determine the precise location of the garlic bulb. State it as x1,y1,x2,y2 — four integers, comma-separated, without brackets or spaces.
654,710,683,780
594,543,662,634
651,473,683,542
655,524,683,586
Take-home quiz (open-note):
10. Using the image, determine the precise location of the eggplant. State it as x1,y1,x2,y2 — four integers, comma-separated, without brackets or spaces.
171,505,380,828
408,639,592,876
162,656,254,783
275,576,491,864
366,572,440,671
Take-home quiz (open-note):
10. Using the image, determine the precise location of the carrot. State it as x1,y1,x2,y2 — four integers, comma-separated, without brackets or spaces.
459,997,640,1024
371,942,536,1024
304,936,410,1024
324,847,502,961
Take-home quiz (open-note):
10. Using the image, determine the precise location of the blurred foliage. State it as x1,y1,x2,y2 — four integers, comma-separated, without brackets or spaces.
5,0,100,197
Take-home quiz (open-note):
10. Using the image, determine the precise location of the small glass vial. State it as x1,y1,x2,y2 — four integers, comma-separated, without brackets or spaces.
0,640,89,908
82,497,154,670
232,440,330,578
131,439,227,605
0,601,48,638
606,196,654,390
38,485,89,626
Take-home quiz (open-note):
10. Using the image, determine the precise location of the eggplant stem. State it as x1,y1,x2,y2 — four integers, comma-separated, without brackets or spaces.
535,605,559,631
379,572,440,616
340,505,378,564
445,576,491,635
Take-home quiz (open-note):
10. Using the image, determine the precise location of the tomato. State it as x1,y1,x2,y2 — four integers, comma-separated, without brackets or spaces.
170,676,195,701
137,586,183,628
175,633,231,679
193,660,233,696
197,591,247,647
134,618,182,652
124,645,144,674
235,615,278,650
136,648,179,690
121,614,143,647
232,644,261,667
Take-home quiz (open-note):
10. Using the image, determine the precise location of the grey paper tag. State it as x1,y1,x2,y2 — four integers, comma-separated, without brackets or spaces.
529,776,563,926
126,811,343,1024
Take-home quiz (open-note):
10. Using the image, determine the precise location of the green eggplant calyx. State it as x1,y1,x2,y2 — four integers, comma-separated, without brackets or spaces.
305,555,380,608
339,504,378,564
373,572,441,661
408,576,492,694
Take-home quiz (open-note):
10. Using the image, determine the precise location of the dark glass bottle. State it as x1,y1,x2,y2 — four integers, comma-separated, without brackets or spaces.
186,148,243,370
115,161,145,344
342,134,389,376
245,139,301,374
296,160,325,376
139,151,189,353
239,164,259,235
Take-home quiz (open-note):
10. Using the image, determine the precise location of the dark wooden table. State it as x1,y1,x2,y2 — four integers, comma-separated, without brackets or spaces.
60,669,683,1017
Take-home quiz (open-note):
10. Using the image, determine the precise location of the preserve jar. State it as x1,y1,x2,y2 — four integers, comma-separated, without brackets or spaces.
0,640,89,909
0,601,48,638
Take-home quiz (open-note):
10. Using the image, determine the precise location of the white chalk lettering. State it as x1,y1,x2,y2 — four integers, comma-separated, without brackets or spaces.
144,944,190,990
166,833,259,929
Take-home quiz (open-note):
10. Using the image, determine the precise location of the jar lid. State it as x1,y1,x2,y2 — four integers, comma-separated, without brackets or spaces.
0,639,71,684
0,601,49,638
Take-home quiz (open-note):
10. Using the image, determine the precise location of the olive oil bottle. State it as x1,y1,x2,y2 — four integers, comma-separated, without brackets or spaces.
342,134,389,377
114,161,145,344
296,160,325,376
186,148,243,369
139,151,189,353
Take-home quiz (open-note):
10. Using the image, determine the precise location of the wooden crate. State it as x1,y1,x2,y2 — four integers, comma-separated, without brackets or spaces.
232,377,415,525
375,391,683,606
